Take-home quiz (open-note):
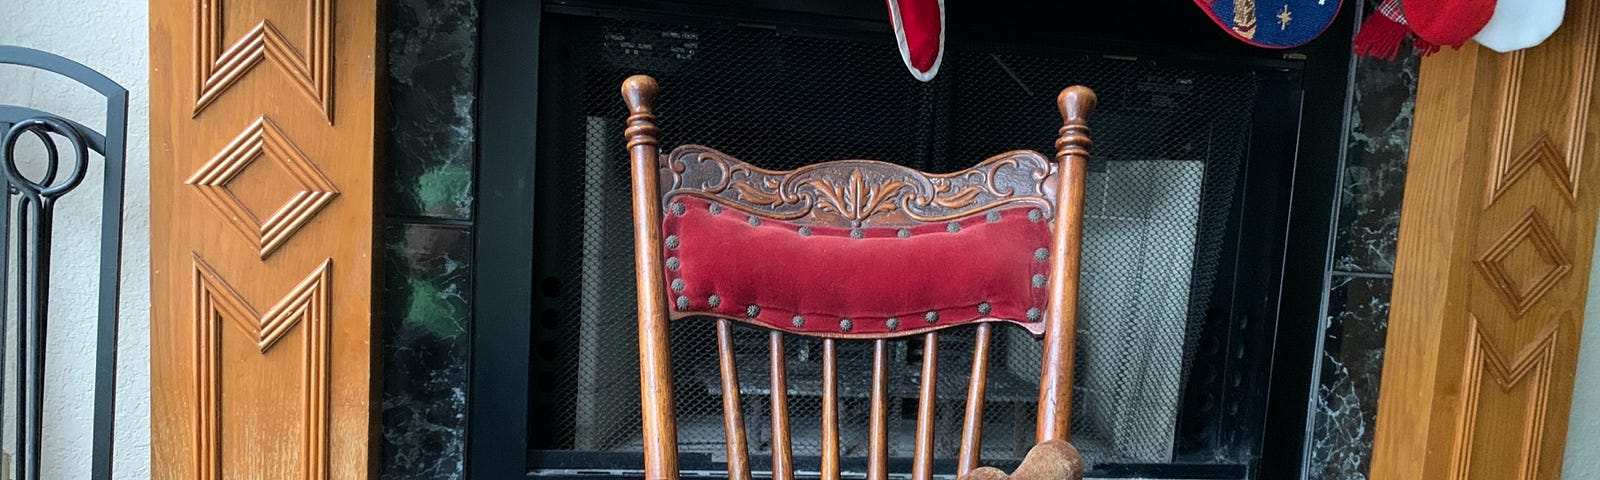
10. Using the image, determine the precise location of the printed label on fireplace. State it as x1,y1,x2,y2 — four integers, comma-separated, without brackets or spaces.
603,24,700,73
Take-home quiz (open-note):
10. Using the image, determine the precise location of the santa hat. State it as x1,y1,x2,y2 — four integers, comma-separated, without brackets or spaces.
1403,0,1495,49
885,0,945,81
1189,0,1345,48
1473,0,1564,52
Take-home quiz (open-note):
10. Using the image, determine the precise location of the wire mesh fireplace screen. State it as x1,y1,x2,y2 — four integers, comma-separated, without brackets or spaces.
530,14,1259,469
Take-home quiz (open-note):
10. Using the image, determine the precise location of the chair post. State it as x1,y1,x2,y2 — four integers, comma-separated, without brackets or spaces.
623,74,680,480
1036,85,1096,443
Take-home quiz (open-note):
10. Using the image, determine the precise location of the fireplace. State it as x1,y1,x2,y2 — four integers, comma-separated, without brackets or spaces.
466,1,1355,478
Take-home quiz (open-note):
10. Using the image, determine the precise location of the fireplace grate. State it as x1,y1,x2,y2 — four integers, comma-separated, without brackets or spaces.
530,14,1258,469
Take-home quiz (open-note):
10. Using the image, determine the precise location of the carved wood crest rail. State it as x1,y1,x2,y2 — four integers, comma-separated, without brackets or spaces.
660,145,1057,228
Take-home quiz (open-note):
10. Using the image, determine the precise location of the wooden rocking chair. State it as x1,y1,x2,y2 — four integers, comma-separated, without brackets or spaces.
623,75,1095,480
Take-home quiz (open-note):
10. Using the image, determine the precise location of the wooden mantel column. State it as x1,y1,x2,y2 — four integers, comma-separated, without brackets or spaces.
149,0,382,478
1372,1,1600,479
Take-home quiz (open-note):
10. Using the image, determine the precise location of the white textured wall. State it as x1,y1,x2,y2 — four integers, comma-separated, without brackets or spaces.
1565,215,1600,479
0,0,150,478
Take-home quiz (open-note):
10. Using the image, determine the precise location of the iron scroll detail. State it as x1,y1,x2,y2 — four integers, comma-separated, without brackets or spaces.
0,45,129,480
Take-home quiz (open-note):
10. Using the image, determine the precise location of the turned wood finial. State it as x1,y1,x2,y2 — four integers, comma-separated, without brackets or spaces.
1054,86,1096,162
622,74,661,149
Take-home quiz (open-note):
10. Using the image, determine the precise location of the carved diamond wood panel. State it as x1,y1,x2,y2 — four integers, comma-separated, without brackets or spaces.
1448,316,1559,480
152,0,377,476
186,116,339,259
1371,4,1600,479
1474,207,1572,318
1488,133,1580,207
193,0,333,120
1482,45,1593,210
192,255,330,479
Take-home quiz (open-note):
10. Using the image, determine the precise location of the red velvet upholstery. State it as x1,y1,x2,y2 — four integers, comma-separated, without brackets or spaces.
661,195,1051,335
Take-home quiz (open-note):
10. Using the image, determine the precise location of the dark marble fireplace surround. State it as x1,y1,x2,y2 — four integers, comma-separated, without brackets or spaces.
377,0,1418,478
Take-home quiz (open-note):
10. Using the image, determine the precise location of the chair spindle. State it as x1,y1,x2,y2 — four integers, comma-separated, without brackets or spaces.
912,333,939,480
716,319,752,480
821,339,840,480
867,339,889,480
769,332,793,480
958,324,993,475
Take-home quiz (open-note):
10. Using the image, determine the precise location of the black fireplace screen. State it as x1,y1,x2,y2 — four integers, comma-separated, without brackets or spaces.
530,13,1258,471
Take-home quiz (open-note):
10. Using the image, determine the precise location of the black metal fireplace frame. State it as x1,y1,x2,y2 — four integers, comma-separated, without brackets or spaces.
468,1,1355,478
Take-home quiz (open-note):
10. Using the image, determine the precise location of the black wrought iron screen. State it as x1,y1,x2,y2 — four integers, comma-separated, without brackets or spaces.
0,45,128,480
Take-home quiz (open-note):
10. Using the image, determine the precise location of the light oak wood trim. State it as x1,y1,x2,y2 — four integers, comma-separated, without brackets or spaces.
1368,32,1483,480
1488,132,1579,208
1472,207,1573,317
1448,316,1560,480
1485,50,1528,206
191,256,330,479
1371,1,1600,478
193,0,333,120
151,0,379,477
185,115,339,259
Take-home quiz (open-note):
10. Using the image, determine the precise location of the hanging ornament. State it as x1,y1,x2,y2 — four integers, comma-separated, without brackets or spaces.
1189,0,1345,48
1473,0,1565,52
1403,0,1496,49
1353,0,1439,60
885,0,945,81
